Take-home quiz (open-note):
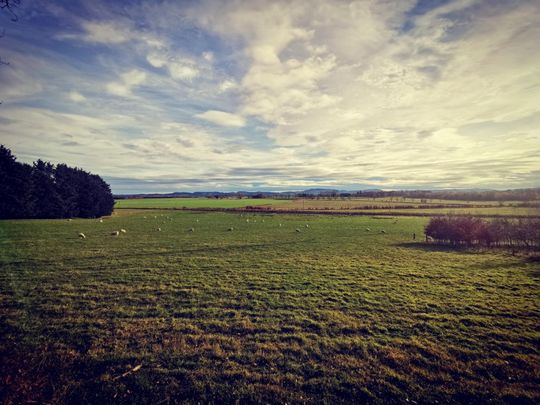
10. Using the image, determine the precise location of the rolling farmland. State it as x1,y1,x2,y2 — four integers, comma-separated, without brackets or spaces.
1,210,539,403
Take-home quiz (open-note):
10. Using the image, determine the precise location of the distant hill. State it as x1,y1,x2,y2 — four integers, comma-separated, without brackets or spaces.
114,187,540,202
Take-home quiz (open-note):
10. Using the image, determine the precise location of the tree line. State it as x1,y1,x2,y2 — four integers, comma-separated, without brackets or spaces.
0,145,114,219
425,215,540,249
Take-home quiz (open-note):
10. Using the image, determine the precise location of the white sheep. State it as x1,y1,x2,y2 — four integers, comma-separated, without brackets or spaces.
111,231,120,236
143,216,147,219
295,228,301,232
365,228,371,231
188,227,194,232
120,229,126,233
279,223,282,227
156,227,161,232
305,224,310,228
228,227,234,231
78,233,86,239
68,219,73,222
381,230,386,234
99,219,103,223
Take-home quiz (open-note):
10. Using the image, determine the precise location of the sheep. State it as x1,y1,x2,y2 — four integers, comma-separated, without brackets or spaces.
111,231,120,236
246,219,250,223
188,227,195,232
228,227,234,231
143,216,147,219
120,229,126,233
78,232,86,239
68,219,73,222
365,228,371,231
196,219,199,223
279,223,282,227
381,230,386,234
156,227,161,232
305,224,310,228
99,219,103,223
295,228,301,233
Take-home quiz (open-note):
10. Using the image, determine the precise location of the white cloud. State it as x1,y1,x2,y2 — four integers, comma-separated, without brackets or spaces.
67,91,86,102
106,70,147,97
2,0,539,191
196,110,246,127
219,80,237,92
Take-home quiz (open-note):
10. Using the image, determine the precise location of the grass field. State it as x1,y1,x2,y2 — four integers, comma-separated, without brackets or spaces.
1,210,539,403
274,199,540,217
114,197,539,217
115,198,286,209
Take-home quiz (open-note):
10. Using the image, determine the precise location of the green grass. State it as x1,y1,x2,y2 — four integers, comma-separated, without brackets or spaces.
115,197,287,209
1,211,539,403
275,199,540,217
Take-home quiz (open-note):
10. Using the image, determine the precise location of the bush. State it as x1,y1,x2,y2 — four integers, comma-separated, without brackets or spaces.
424,215,540,249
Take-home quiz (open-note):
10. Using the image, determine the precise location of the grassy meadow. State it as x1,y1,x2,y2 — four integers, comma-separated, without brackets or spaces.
114,197,286,209
114,197,539,217
1,210,539,403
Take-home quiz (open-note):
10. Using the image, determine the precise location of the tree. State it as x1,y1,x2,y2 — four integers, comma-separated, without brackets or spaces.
0,145,33,218
0,145,115,219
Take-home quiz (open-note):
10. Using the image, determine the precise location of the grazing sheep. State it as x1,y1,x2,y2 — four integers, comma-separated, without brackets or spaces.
246,219,250,223
365,228,371,231
120,229,126,233
154,216,157,219
68,219,73,222
188,227,194,232
111,231,120,236
305,224,310,228
381,230,386,234
228,227,234,231
295,228,301,232
143,216,147,219
156,227,161,232
78,233,86,239
196,219,199,223
99,219,103,223
279,223,282,227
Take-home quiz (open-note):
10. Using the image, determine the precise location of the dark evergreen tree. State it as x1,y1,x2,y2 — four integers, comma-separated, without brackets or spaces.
0,145,115,219
31,159,63,218
54,164,79,218
0,145,34,218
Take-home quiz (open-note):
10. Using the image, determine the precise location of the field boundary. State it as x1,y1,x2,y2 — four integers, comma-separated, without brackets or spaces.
114,206,540,219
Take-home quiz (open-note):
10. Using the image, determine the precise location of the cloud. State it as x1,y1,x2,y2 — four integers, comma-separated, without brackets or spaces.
67,91,86,102
147,52,199,81
1,0,539,192
196,110,246,127
106,70,147,97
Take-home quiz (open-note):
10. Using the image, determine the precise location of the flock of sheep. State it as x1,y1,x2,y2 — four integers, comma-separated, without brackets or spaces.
75,214,391,239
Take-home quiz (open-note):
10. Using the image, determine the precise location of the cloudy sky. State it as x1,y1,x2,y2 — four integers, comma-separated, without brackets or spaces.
1,0,539,193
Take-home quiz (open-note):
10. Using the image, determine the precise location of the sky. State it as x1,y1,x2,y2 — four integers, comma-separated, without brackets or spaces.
0,0,539,193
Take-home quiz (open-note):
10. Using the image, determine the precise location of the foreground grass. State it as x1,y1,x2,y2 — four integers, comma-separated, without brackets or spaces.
0,211,539,404
114,197,287,209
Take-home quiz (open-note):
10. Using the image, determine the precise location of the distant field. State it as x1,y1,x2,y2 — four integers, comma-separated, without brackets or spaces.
1,211,539,403
115,197,539,217
115,197,287,209
274,198,540,217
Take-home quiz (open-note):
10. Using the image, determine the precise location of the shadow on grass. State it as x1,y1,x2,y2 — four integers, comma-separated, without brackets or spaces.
395,242,475,253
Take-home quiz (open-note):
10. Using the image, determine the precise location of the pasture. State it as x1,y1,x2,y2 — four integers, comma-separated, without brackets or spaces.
114,197,539,217
114,197,286,209
1,211,539,403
